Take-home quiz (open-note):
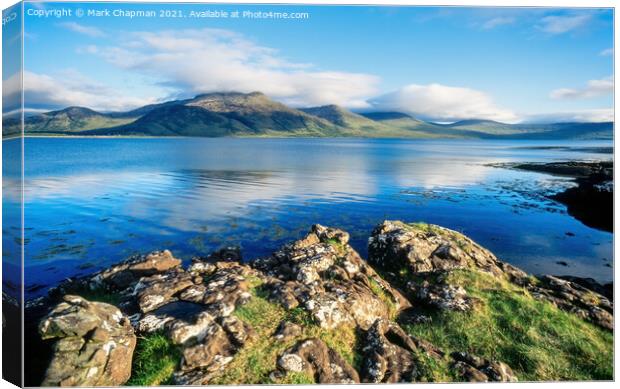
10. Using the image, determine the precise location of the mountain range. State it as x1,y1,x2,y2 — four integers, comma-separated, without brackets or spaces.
2,91,613,139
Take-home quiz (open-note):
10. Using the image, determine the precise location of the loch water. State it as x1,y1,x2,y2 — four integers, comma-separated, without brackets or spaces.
1,137,613,299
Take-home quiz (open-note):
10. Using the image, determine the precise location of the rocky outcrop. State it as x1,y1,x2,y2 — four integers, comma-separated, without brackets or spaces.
369,221,613,330
361,319,436,383
529,275,613,331
254,224,410,330
32,221,612,385
91,250,182,290
38,295,136,386
133,270,195,313
276,338,360,383
557,276,613,301
369,221,505,277
406,275,478,312
173,315,255,385
128,261,256,384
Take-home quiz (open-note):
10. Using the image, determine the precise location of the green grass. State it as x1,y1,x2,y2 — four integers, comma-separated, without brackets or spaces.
126,332,181,386
212,286,293,384
409,222,442,234
413,350,458,382
212,283,362,384
281,372,316,384
285,306,316,327
325,237,346,256
367,276,398,319
403,269,613,381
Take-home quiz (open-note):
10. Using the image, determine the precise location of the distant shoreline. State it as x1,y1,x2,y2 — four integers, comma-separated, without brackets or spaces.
2,134,616,142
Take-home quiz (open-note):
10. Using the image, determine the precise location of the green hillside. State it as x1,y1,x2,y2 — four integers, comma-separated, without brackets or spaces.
22,107,136,135
6,92,613,139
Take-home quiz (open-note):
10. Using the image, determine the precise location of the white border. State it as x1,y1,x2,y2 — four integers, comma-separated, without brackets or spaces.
0,1,617,389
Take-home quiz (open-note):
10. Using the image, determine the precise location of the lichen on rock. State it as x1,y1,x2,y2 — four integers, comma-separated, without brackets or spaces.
38,295,136,386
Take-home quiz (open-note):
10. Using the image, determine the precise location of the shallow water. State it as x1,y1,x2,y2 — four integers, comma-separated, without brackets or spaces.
2,137,613,299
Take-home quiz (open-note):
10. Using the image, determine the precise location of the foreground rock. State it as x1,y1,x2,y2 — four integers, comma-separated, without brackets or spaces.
31,221,613,384
450,352,517,382
129,261,256,384
369,221,506,277
369,220,613,330
529,275,613,330
557,276,613,301
361,318,438,383
38,295,136,386
254,224,411,330
92,250,182,290
276,338,360,383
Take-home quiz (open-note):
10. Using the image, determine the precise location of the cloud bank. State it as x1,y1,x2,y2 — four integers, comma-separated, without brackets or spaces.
369,83,518,123
21,70,155,112
550,76,613,100
87,28,379,109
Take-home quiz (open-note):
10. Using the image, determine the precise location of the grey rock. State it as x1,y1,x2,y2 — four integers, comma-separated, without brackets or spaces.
39,295,136,387
277,338,360,383
274,321,302,342
450,351,517,382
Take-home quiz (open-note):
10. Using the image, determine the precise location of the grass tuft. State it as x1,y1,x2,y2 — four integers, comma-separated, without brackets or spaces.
367,276,398,319
126,332,181,386
409,222,441,235
280,371,316,384
325,238,347,256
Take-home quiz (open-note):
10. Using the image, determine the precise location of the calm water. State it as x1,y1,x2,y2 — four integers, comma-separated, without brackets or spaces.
2,137,613,299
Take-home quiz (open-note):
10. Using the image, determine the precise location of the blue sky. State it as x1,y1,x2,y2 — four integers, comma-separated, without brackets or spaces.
9,1,614,122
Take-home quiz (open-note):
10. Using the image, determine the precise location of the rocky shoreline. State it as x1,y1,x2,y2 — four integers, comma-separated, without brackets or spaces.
25,221,613,385
494,161,613,232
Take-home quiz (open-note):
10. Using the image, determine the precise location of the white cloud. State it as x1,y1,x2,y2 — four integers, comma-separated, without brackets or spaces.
2,72,24,119
600,48,613,56
481,17,515,30
369,83,518,123
21,70,155,112
550,76,613,100
523,108,613,123
86,28,379,108
60,22,105,38
537,14,591,34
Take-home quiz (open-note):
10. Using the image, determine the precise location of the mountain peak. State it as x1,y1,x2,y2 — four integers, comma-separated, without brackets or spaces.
187,91,283,114
49,106,100,116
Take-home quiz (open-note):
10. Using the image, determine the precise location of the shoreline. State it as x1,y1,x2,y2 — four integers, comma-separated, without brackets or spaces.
2,134,616,141
492,161,613,232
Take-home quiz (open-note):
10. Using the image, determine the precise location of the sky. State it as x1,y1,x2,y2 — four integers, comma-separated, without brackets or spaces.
4,1,614,123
